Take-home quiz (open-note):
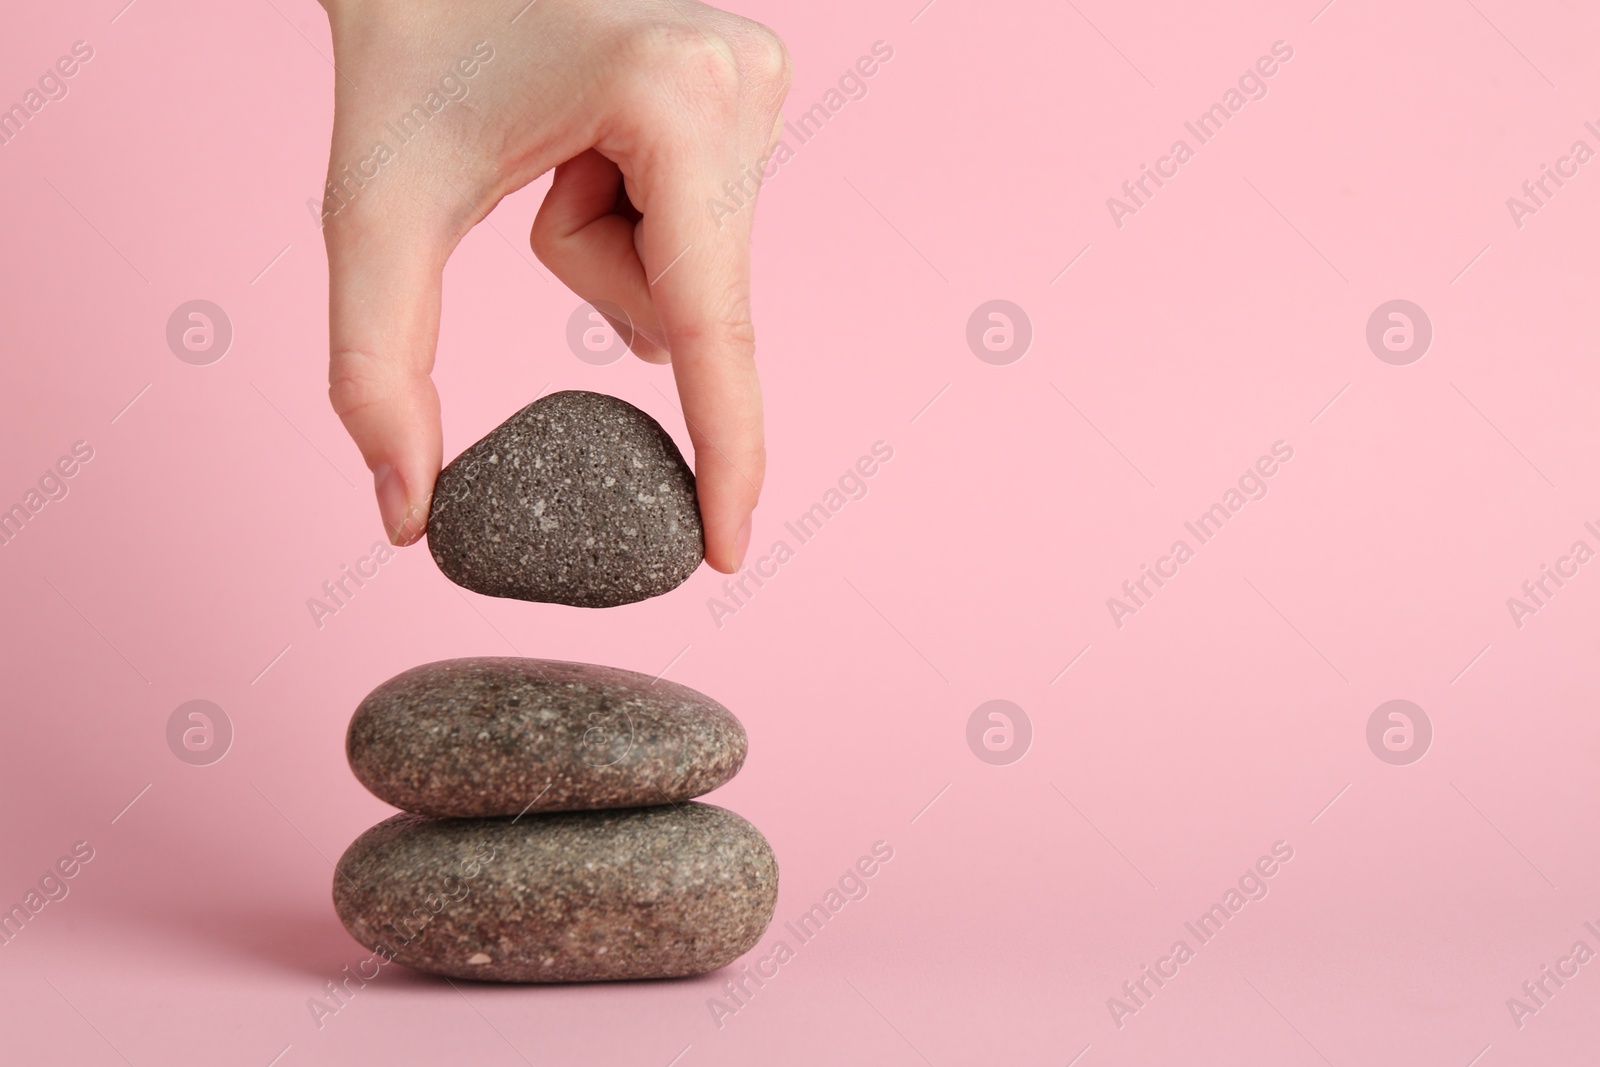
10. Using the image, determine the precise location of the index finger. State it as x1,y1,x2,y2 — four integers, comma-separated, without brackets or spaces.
632,145,767,575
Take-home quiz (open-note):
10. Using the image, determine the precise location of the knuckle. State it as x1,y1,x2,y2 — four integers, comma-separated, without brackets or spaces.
723,314,758,353
739,24,791,100
622,22,742,102
618,19,788,114
327,349,388,420
675,310,757,359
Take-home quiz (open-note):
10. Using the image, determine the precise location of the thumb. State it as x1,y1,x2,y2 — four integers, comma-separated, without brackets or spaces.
323,209,448,546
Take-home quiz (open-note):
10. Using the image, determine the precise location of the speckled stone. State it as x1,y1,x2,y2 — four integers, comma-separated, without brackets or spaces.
347,657,747,818
426,390,703,608
332,804,778,982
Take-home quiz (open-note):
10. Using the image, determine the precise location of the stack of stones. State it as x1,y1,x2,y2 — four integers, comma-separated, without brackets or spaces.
332,391,777,982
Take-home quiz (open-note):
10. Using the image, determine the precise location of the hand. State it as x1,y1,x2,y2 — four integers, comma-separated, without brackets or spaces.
316,0,789,574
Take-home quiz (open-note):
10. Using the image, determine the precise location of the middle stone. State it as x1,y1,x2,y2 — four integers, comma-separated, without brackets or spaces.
347,657,748,818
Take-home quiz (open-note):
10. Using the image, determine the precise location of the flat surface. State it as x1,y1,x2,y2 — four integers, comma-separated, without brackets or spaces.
2,1,1599,1065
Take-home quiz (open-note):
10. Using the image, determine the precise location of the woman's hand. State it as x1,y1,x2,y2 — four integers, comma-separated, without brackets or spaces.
317,0,789,573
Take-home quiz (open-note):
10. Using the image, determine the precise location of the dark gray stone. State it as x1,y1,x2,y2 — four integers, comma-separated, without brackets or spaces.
347,657,747,818
427,390,703,608
332,804,778,982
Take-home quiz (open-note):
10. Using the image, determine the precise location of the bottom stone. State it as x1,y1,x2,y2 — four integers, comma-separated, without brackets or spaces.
332,804,778,982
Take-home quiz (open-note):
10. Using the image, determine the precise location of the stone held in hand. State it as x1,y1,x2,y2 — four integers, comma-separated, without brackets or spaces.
426,390,703,608
347,657,747,818
332,804,778,982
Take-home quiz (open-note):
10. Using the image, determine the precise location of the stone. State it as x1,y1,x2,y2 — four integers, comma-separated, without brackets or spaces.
426,390,703,608
332,804,778,982
347,657,747,818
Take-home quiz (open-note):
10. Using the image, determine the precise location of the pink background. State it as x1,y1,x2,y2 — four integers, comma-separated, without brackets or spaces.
3,0,1599,1064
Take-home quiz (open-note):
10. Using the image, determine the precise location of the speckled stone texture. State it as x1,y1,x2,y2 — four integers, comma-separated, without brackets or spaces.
347,657,747,818
426,390,703,608
332,804,778,982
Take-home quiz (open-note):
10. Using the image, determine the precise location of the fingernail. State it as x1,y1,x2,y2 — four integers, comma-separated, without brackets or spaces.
731,516,752,571
374,464,425,546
